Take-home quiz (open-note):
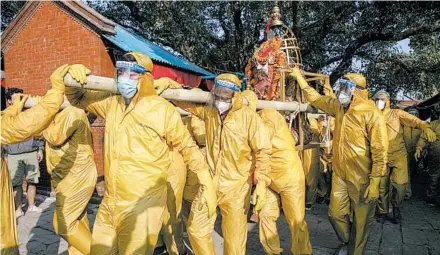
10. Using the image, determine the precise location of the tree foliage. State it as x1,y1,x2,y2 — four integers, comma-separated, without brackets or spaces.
2,1,439,98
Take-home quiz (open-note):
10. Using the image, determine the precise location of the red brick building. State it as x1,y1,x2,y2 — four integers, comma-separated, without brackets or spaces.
1,1,213,192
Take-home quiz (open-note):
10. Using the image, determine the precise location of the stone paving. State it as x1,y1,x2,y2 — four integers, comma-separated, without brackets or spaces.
17,191,440,255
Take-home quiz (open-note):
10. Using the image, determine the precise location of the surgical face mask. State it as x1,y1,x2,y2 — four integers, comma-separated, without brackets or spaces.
337,92,351,107
117,76,138,99
376,100,386,110
215,101,231,115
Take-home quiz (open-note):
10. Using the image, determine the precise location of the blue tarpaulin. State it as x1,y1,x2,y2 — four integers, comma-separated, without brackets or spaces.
103,25,213,76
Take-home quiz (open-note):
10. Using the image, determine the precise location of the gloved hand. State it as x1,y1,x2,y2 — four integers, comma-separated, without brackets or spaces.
289,67,308,89
363,177,381,203
11,94,29,115
68,64,91,85
154,77,182,95
251,181,267,213
414,149,422,161
422,126,437,143
50,64,70,92
196,169,217,219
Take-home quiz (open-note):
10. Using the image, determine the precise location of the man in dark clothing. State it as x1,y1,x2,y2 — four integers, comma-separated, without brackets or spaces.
4,88,45,217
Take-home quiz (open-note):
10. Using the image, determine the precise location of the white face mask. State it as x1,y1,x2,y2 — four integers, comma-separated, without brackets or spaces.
215,101,231,115
338,92,351,107
117,76,138,99
376,100,386,110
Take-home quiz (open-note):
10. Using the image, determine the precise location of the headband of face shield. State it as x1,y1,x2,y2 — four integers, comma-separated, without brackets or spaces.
333,79,357,107
407,109,419,117
115,61,146,99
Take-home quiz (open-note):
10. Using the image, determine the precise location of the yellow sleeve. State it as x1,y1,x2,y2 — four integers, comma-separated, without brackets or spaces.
303,86,340,116
65,87,112,119
396,109,428,129
42,107,81,146
173,101,206,120
190,115,206,146
323,78,336,98
248,112,272,186
1,89,63,145
366,109,389,178
165,104,208,174
330,117,336,133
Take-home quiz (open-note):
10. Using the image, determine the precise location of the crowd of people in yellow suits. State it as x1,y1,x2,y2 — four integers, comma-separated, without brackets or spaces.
1,51,439,255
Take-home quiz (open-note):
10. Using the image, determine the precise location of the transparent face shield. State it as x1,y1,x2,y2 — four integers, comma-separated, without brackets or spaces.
209,79,239,115
408,109,419,117
332,79,357,106
115,61,145,80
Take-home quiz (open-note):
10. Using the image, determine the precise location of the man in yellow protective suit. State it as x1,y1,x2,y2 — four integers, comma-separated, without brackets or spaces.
303,117,321,210
161,148,187,255
242,90,312,255
1,65,67,255
402,108,422,199
372,90,436,224
155,73,272,255
161,88,208,255
181,110,207,226
305,115,334,208
39,105,97,255
415,113,440,206
290,67,388,255
63,52,216,255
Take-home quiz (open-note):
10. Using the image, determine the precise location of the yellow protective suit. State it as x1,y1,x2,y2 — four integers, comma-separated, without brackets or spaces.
161,149,187,255
403,126,421,198
304,117,326,205
182,115,206,203
257,108,312,255
181,115,207,231
298,78,388,254
416,120,440,201
159,81,271,255
65,61,211,254
41,105,97,255
377,104,432,215
1,88,64,255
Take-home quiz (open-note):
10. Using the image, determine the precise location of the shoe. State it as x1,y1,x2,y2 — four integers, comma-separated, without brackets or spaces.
27,205,43,213
427,198,436,207
337,244,348,255
376,214,386,224
305,204,312,211
153,245,167,255
391,206,401,224
316,196,326,204
15,209,24,219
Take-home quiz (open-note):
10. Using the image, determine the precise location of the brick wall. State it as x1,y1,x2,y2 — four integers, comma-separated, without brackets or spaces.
3,2,113,189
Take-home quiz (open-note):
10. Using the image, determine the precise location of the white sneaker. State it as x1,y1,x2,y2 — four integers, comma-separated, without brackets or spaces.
15,209,24,219
27,205,43,213
337,244,348,255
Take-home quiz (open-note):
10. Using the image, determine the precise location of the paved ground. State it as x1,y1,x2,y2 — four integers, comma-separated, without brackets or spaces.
17,186,440,255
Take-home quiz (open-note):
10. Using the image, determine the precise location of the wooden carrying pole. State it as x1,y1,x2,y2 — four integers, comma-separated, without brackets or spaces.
25,74,316,113
64,74,316,112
